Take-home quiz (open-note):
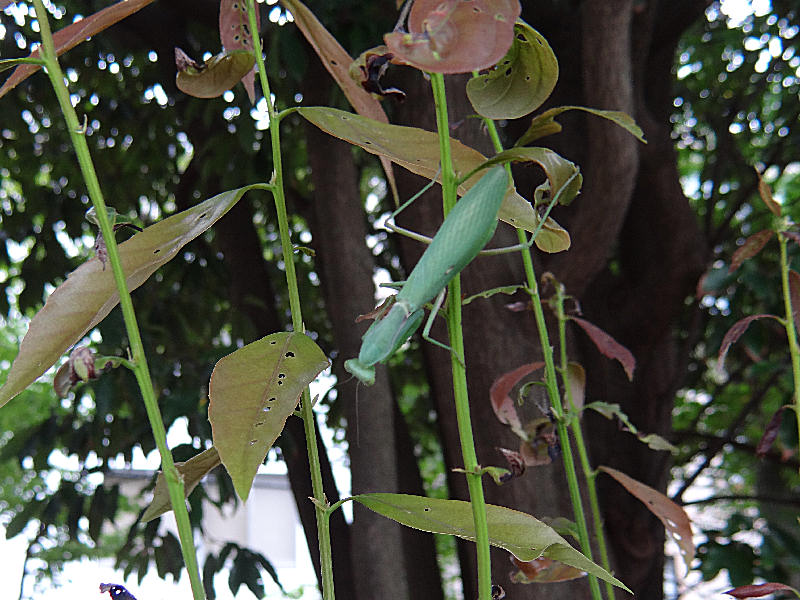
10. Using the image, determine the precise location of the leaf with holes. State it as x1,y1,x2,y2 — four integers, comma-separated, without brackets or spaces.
490,362,544,438
175,48,255,98
209,332,329,500
219,0,260,103
297,106,570,249
598,466,694,570
352,493,630,591
516,105,646,146
717,314,781,371
0,185,261,408
570,316,635,380
729,229,774,273
385,0,520,74
142,447,222,522
725,583,799,599
467,21,558,119
0,0,156,99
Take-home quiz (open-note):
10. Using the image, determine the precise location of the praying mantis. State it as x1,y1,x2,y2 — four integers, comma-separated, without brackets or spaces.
344,163,580,385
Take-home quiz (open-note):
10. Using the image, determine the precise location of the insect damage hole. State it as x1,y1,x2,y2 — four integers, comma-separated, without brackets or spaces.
284,351,295,357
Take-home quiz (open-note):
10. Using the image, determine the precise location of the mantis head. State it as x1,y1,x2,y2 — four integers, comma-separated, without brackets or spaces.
344,359,376,386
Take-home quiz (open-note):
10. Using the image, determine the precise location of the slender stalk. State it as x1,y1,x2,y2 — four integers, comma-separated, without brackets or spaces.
31,2,204,597
778,233,800,475
246,3,335,597
430,73,492,600
480,114,604,599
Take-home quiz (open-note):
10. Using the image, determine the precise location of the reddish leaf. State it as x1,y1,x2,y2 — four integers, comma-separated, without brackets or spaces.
599,466,695,570
490,362,544,436
757,405,791,458
570,317,635,380
496,448,525,482
219,0,260,103
0,0,156,99
385,0,521,74
755,167,782,217
790,270,800,332
783,230,800,247
510,555,586,583
725,583,799,599
729,229,774,273
717,314,781,370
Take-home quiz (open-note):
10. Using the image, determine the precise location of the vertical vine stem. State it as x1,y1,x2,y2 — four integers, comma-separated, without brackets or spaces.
31,2,205,598
778,232,800,475
429,73,493,600
246,3,335,598
479,112,604,600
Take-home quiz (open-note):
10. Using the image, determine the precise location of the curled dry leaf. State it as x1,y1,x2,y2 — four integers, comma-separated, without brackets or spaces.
349,46,406,101
489,362,544,437
570,316,635,380
729,229,774,273
175,48,255,99
725,582,799,599
599,466,694,571
496,447,526,482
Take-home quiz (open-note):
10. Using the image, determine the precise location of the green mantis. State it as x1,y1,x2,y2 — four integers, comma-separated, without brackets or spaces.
344,166,509,385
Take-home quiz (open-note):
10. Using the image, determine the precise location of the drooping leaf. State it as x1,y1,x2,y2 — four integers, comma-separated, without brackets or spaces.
0,185,263,408
385,0,520,74
175,48,255,99
297,106,571,249
717,314,781,371
142,447,222,523
729,229,774,273
756,405,791,459
564,362,585,413
280,0,397,200
754,168,782,217
466,21,558,119
516,105,646,147
489,362,544,437
789,270,800,331
598,466,694,571
462,284,526,306
584,402,676,453
209,332,329,500
219,0,260,103
510,555,586,583
570,316,635,380
352,493,630,591
0,0,157,99
725,583,799,599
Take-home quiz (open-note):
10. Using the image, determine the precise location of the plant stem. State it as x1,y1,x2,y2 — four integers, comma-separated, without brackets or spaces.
778,232,800,475
480,115,604,600
246,3,335,598
31,2,204,597
430,72,492,600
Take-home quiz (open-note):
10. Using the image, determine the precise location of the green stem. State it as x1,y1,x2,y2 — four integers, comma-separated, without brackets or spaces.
778,233,800,475
481,112,604,600
430,72,492,600
246,3,335,598
31,2,204,597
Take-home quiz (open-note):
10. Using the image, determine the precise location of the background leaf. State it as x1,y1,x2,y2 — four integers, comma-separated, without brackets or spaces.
175,49,255,99
515,105,646,146
489,362,543,437
208,332,329,500
570,316,635,380
729,229,774,273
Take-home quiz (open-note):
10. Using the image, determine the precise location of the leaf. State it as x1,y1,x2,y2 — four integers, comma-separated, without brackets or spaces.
175,48,255,99
385,0,520,74
209,332,329,500
0,185,261,408
516,105,646,147
756,405,791,459
142,447,222,523
495,448,525,482
462,284,525,306
729,229,774,273
489,362,544,437
564,362,585,413
0,57,45,74
717,314,781,371
754,168,781,217
584,402,677,453
725,583,800,599
0,0,157,99
598,466,694,571
279,0,397,199
297,107,571,249
570,316,635,380
219,0,260,103
352,493,630,591
789,270,800,332
510,555,586,583
466,21,558,119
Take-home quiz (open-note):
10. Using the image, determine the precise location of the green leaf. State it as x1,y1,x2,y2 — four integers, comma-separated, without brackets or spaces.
175,49,255,99
0,185,263,408
209,332,329,500
516,105,646,147
0,57,45,74
467,22,558,119
297,106,570,248
583,402,677,453
462,284,525,306
142,447,222,523
353,493,631,592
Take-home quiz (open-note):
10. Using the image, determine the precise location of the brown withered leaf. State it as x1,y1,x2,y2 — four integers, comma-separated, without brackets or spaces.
729,229,774,273
489,362,544,437
496,448,525,482
570,316,635,380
